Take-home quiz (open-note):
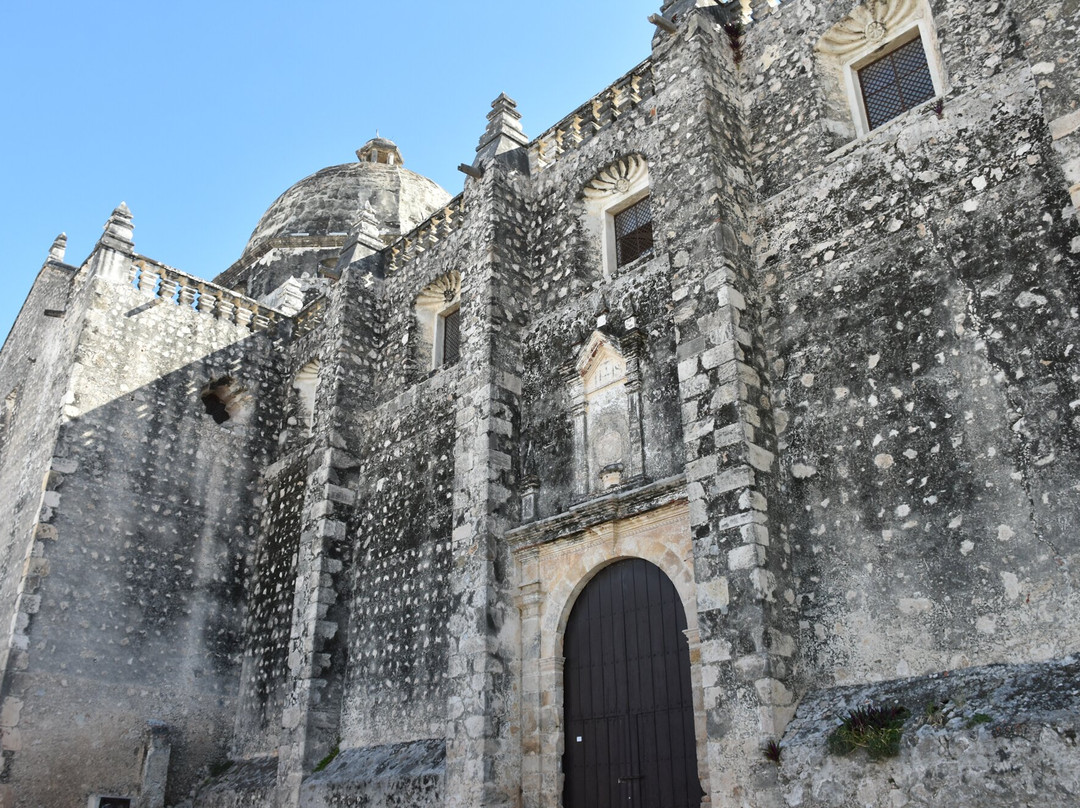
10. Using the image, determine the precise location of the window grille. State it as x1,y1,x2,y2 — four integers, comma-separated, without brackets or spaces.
614,196,654,267
441,308,461,366
858,36,936,131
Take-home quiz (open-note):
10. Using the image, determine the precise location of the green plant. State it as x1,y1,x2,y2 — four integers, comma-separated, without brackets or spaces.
967,713,992,727
827,704,910,760
313,742,340,773
763,740,782,763
924,701,947,728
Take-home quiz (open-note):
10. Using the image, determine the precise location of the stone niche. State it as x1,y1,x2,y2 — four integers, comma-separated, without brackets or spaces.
567,331,646,499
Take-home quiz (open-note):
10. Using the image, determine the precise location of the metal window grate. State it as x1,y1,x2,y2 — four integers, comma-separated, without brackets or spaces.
858,36,936,130
441,308,460,366
614,196,654,267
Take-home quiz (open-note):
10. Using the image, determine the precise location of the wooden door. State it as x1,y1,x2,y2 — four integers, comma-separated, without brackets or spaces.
563,558,702,807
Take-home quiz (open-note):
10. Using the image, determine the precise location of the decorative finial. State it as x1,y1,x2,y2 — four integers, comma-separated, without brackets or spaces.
353,201,381,242
474,93,529,165
48,233,67,263
99,202,135,252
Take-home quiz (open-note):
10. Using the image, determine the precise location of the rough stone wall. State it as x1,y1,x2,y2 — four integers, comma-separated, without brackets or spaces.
2,4,1078,807
341,383,456,746
0,258,84,706
1006,0,1080,210
777,656,1080,807
231,456,307,756
370,222,472,396
2,247,287,806
230,305,330,762
638,7,796,804
441,162,532,808
522,131,684,519
299,740,445,808
748,0,1080,690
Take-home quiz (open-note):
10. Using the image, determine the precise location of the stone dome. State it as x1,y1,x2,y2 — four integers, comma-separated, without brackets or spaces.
241,142,451,260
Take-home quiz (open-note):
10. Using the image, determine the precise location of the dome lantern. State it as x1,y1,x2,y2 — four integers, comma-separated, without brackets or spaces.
356,137,403,166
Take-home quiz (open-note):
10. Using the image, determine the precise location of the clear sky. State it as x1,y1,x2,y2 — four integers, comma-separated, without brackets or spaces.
0,0,669,344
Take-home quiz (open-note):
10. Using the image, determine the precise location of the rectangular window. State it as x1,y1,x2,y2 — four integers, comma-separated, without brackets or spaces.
614,196,654,267
95,799,132,808
440,307,460,366
858,36,936,131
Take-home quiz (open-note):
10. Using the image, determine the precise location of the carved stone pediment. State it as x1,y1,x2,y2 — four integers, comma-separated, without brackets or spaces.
576,331,627,395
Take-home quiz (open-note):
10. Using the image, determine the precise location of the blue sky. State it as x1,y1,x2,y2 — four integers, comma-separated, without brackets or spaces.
0,0,667,343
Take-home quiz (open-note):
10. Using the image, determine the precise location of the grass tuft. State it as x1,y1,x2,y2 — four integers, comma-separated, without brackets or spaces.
827,703,910,760
763,739,782,763
208,760,233,778
313,743,340,773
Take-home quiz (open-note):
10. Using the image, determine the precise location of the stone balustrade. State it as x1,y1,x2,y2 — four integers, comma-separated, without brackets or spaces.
530,60,656,172
387,195,467,274
127,259,280,332
293,297,326,338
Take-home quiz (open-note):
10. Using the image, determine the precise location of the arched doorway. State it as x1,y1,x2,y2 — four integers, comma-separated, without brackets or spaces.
562,558,702,807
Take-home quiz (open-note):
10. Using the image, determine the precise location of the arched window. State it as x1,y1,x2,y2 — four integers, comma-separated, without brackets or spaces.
583,155,654,276
816,0,946,138
200,377,251,427
415,270,462,370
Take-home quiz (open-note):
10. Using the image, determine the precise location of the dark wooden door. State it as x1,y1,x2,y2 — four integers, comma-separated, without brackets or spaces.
563,558,702,807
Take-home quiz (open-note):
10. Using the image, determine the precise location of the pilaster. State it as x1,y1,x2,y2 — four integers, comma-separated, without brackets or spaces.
653,5,794,803
443,149,532,808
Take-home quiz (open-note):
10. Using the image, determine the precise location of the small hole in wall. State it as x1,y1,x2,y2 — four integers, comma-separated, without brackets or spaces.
202,392,231,424
200,376,247,426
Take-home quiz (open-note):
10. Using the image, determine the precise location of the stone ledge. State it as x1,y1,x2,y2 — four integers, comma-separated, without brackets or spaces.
779,655,1080,807
507,474,687,550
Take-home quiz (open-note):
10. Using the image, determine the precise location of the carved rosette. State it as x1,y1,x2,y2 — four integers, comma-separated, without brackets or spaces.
816,0,920,57
416,270,461,312
583,154,650,200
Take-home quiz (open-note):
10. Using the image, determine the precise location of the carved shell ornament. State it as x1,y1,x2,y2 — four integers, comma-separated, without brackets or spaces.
293,358,321,388
816,0,920,57
416,270,461,311
583,154,649,200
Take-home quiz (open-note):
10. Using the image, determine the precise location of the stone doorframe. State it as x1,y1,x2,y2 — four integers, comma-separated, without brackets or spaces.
508,494,711,808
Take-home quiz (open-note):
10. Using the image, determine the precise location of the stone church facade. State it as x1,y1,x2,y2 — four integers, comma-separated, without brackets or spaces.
0,1,1078,806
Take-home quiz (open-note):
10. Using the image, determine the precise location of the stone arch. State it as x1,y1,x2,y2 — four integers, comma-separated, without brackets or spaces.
511,502,710,808
538,516,699,662
561,557,703,808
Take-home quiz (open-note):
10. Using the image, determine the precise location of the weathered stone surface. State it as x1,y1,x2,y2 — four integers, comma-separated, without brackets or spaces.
778,657,1080,807
298,739,444,807
0,2,1077,807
